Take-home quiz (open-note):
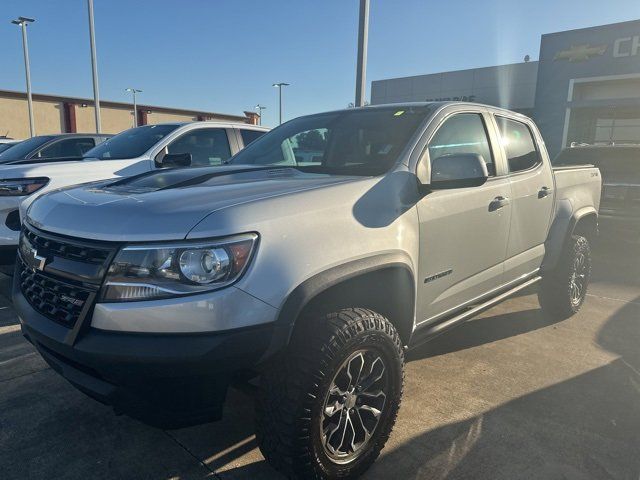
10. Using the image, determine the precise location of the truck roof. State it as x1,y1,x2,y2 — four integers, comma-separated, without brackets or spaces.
311,101,534,122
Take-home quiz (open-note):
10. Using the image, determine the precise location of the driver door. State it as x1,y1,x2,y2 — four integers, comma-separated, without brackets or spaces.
415,111,512,325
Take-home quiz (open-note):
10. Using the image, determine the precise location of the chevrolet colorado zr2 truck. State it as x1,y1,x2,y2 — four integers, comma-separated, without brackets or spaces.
14,103,601,479
0,122,267,266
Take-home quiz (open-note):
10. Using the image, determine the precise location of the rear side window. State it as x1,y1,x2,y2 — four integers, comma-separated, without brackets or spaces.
240,129,266,147
496,117,541,173
428,113,495,176
166,128,232,167
39,138,96,158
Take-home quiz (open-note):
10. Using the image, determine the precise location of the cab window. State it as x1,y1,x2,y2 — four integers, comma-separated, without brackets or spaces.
39,137,96,158
240,129,266,147
428,113,495,176
166,128,232,167
495,116,541,173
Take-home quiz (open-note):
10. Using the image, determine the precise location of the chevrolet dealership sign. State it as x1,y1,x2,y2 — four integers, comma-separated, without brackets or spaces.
613,35,640,57
554,44,607,62
555,35,640,61
536,19,640,157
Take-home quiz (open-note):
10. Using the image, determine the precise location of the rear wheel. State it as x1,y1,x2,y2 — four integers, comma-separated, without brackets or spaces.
538,235,591,319
255,308,404,479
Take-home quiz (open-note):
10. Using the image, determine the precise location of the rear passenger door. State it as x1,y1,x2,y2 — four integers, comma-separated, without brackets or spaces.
494,115,554,281
156,128,233,167
416,110,512,324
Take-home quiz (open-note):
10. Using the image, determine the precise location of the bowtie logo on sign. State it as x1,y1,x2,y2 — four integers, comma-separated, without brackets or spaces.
554,36,640,62
554,44,608,62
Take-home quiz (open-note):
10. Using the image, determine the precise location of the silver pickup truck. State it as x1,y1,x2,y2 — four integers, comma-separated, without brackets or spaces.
14,102,601,479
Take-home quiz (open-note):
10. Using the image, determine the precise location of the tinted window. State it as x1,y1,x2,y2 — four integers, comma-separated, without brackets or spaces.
240,129,266,147
0,143,17,154
428,114,494,175
166,128,232,167
0,136,54,162
496,117,541,173
39,137,96,158
85,124,179,160
230,106,433,176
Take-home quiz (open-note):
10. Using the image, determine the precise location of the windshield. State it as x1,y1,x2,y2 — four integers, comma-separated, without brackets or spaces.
0,143,18,154
229,106,433,176
0,136,54,162
84,124,180,160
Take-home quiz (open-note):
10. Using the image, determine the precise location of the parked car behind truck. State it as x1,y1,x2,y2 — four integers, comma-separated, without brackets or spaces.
14,103,600,479
0,138,21,154
555,145,639,241
0,122,267,265
0,133,111,165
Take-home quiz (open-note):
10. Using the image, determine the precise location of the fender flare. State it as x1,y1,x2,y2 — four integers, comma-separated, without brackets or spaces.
542,204,598,272
259,252,416,362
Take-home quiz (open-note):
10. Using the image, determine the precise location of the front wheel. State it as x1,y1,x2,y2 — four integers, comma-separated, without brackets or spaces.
538,235,592,319
255,308,404,479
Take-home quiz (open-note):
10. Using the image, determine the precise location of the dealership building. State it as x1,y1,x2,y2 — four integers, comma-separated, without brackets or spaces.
0,89,259,140
371,19,640,157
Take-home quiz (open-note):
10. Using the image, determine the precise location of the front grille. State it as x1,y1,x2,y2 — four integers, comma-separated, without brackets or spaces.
19,224,117,329
23,227,112,265
18,258,94,327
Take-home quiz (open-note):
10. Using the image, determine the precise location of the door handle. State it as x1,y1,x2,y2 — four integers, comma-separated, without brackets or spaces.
489,196,510,212
538,186,552,198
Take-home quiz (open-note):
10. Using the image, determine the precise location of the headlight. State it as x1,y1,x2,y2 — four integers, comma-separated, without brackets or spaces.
0,177,49,196
102,233,258,302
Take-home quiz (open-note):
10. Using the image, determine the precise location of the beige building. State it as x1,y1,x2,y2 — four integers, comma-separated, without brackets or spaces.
0,89,259,139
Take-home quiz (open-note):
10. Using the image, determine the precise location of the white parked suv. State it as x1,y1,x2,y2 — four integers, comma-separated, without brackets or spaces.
0,122,268,265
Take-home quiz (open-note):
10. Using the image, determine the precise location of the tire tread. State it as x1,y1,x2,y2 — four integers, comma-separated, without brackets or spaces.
255,308,404,479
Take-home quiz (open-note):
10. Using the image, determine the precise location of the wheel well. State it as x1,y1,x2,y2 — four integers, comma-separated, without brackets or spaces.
573,213,598,242
294,266,415,345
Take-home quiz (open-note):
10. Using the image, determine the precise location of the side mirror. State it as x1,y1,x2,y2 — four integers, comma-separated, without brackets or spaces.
160,152,192,168
429,153,489,189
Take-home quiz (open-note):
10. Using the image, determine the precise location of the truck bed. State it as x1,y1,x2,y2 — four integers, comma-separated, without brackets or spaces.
553,165,602,214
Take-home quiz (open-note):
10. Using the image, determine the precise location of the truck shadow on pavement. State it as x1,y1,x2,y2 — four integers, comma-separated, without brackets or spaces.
361,295,640,480
405,305,564,361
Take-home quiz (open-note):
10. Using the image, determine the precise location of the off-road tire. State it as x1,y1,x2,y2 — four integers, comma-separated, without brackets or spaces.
538,235,592,319
255,308,404,479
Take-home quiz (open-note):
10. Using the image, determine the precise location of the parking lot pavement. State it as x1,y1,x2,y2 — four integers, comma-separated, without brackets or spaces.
1,239,639,480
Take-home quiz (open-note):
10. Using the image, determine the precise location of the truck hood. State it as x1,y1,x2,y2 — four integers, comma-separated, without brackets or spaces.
26,166,362,241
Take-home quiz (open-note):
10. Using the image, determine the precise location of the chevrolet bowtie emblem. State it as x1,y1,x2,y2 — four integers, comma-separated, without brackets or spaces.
554,44,607,62
31,249,47,271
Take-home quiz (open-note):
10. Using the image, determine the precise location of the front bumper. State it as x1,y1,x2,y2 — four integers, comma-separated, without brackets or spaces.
13,277,281,429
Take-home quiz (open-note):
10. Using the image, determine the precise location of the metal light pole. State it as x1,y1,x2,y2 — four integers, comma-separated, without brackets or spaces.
272,83,290,125
255,104,266,125
11,17,36,137
355,0,370,107
125,88,142,127
87,0,102,133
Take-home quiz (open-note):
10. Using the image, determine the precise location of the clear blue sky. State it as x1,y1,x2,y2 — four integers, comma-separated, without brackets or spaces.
1,0,639,127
